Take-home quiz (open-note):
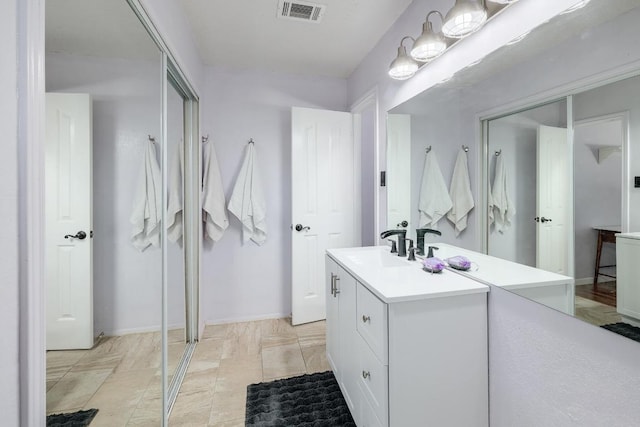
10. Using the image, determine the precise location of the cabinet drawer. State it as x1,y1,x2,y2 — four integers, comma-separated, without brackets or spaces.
359,380,386,427
358,333,388,425
356,283,388,364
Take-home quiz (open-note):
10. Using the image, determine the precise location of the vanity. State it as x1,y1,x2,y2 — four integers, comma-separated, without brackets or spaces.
326,246,489,427
326,244,574,426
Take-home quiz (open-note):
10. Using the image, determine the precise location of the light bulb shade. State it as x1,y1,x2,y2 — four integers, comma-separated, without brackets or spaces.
388,46,418,80
442,0,487,38
410,22,447,62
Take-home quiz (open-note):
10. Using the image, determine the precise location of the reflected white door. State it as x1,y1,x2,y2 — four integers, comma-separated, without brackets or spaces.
536,125,569,274
45,93,94,350
386,114,411,231
291,107,355,325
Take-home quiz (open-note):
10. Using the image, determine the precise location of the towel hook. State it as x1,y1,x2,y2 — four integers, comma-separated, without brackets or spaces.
425,145,432,154
202,134,209,143
495,149,502,156
148,135,156,143
462,145,469,152
248,138,255,145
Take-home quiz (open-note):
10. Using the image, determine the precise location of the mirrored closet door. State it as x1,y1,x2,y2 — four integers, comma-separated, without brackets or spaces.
44,1,200,425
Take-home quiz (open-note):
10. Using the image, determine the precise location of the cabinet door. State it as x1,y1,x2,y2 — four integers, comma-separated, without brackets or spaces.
326,256,341,376
617,238,640,320
337,266,359,421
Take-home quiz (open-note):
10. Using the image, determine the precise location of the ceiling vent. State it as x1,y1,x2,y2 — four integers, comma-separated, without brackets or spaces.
278,0,326,23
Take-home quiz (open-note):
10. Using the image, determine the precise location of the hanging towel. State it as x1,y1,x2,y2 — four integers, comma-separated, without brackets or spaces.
487,182,495,226
166,140,184,243
202,140,229,241
418,150,452,229
447,148,474,236
228,143,267,245
130,140,162,251
492,154,515,233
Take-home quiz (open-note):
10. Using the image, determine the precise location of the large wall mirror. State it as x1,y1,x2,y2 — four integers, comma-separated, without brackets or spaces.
44,0,199,424
387,0,640,343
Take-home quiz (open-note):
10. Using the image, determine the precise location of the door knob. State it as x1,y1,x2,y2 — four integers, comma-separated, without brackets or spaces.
64,231,87,240
540,217,552,223
534,217,540,223
294,224,311,232
397,220,408,228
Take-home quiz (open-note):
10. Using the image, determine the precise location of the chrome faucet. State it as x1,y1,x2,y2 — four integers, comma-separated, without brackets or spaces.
416,228,442,256
380,229,407,257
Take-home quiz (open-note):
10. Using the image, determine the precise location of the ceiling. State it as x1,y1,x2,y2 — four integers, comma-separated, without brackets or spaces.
179,0,413,78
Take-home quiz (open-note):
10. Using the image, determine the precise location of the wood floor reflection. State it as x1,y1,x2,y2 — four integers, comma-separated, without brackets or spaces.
575,281,621,327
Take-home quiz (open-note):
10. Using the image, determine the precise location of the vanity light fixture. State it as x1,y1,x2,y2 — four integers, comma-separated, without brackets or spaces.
410,11,447,62
388,36,419,80
442,0,487,39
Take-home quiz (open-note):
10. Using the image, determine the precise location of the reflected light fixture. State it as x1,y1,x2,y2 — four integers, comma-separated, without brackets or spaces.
442,0,487,39
560,0,590,15
410,11,447,62
388,36,419,80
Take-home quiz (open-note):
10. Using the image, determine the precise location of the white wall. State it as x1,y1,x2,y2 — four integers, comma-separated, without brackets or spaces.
46,53,166,335
360,107,376,246
200,66,347,324
1,0,20,423
573,120,623,281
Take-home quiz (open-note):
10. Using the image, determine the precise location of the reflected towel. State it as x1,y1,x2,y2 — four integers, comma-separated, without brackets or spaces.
492,154,515,233
166,140,184,243
447,148,474,236
418,150,452,229
130,140,162,251
488,182,495,226
202,140,228,241
228,144,267,245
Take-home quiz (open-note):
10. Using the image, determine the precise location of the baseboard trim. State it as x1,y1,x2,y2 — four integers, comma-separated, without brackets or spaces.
205,312,291,326
99,323,186,337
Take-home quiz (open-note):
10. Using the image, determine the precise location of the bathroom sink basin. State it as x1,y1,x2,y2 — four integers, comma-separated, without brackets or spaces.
345,247,413,268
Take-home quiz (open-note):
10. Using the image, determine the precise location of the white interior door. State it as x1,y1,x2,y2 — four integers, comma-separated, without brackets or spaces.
536,124,570,274
291,107,355,325
45,93,94,350
386,114,411,230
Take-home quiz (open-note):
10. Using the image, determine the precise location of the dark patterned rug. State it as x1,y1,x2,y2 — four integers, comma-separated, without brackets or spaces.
602,322,640,343
46,408,98,426
246,371,356,427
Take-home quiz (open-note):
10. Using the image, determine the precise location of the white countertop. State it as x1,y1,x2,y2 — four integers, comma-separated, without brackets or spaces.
617,232,640,240
426,243,574,290
327,246,489,304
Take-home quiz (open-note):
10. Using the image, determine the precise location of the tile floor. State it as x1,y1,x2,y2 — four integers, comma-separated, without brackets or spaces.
46,318,328,426
574,295,622,326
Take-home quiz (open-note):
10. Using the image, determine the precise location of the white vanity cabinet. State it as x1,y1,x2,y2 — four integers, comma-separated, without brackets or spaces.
326,248,489,427
617,233,640,324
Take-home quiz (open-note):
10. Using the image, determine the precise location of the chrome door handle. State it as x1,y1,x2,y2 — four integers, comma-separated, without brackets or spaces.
294,224,311,232
64,231,87,240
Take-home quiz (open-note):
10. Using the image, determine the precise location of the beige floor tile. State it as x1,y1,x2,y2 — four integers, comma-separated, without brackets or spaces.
46,369,112,414
261,334,298,349
260,317,295,336
126,395,163,426
301,344,330,374
208,391,247,424
114,333,162,373
191,339,224,362
214,359,263,394
179,368,218,394
170,387,215,425
168,328,186,344
47,350,87,381
208,418,245,427
293,320,326,348
201,324,229,341
221,322,262,359
261,342,306,380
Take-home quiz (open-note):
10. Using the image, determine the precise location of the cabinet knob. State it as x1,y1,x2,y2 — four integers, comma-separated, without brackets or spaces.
362,315,370,323
362,370,370,379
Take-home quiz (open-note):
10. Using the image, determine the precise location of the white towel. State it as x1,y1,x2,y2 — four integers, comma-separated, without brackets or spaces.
418,150,452,229
228,143,267,245
447,149,474,236
202,140,228,241
130,140,162,251
166,140,184,243
487,182,495,226
492,154,515,233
